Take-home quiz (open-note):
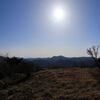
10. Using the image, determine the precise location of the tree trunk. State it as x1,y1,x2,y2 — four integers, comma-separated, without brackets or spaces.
92,57,100,68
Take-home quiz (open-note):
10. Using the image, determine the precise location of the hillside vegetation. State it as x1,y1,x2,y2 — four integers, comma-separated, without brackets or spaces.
1,67,100,100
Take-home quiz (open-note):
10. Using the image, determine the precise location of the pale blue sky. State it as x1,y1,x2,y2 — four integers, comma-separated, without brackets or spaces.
0,0,100,57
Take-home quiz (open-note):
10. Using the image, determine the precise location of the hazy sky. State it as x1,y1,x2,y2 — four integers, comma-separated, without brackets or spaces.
0,0,100,57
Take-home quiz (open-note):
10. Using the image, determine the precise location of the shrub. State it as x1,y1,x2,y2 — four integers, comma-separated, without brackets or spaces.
87,46,100,68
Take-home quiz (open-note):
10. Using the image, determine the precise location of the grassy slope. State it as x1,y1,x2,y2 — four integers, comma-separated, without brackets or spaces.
1,67,100,100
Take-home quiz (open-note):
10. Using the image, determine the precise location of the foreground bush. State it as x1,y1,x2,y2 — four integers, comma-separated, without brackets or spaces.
0,56,41,86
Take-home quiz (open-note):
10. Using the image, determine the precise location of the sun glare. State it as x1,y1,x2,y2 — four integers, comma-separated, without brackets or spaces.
53,7,65,22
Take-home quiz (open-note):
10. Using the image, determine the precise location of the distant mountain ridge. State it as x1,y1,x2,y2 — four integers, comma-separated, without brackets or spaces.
24,56,96,68
0,55,96,68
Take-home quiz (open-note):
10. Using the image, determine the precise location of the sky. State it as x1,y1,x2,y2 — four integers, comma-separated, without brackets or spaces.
0,0,100,57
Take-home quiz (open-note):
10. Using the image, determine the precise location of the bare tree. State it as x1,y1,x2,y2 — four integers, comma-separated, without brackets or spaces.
87,46,100,67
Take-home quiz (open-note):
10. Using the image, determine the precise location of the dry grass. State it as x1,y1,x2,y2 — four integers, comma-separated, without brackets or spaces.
1,67,100,100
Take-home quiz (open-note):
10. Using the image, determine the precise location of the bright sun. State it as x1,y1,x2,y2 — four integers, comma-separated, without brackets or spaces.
53,7,65,22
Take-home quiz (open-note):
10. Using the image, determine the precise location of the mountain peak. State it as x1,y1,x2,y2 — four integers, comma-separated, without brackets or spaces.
51,55,67,60
52,55,65,58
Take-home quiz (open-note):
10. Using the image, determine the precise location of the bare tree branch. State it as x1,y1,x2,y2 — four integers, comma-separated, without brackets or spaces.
87,45,100,68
